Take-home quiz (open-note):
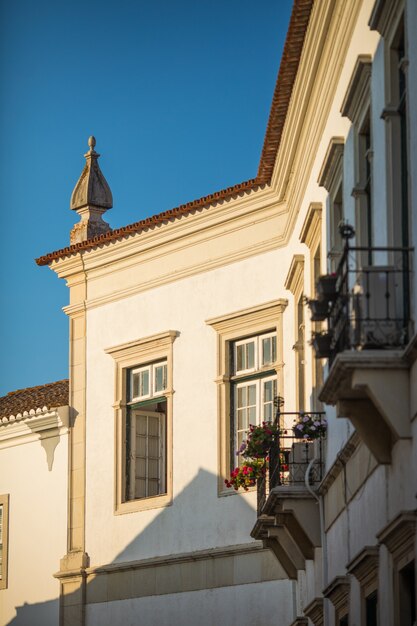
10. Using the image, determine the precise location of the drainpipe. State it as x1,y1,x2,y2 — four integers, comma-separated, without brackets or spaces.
305,458,330,626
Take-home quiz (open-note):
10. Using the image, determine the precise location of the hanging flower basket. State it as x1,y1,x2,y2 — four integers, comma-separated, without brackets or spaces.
224,458,267,491
239,422,281,459
316,274,338,301
312,331,333,358
293,414,327,440
308,299,330,321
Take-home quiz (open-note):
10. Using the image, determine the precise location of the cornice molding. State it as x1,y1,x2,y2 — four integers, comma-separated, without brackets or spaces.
0,406,69,449
323,575,350,614
318,138,344,193
340,55,372,124
284,255,305,295
303,596,324,626
369,0,404,38
272,0,362,241
347,546,379,587
206,299,288,333
105,330,178,360
299,203,322,249
377,511,417,560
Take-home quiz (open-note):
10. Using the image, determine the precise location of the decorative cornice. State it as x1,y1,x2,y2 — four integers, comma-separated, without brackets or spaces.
323,575,350,614
303,597,324,626
347,546,379,587
369,0,404,38
206,299,288,332
0,406,69,449
340,55,372,125
317,137,344,192
377,511,417,560
284,254,304,295
299,203,322,249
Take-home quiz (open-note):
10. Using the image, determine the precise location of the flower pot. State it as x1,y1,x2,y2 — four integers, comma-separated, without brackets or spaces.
312,332,333,358
308,299,329,321
316,275,338,301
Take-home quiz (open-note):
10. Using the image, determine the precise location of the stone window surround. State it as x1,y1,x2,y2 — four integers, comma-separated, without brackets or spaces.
106,331,178,514
323,575,350,623
377,511,416,626
0,493,9,590
284,254,305,412
300,202,323,410
206,300,287,495
347,545,379,621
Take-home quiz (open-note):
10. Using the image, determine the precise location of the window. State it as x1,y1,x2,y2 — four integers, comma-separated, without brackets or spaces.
299,204,323,409
232,333,278,462
318,137,345,272
0,494,9,590
284,254,305,412
106,331,177,514
207,299,287,493
341,56,373,265
127,360,168,500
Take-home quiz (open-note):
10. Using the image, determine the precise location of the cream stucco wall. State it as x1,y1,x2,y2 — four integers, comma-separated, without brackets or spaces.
0,417,68,626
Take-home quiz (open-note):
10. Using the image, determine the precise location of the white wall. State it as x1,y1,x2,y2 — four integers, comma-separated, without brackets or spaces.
0,427,68,626
85,579,295,626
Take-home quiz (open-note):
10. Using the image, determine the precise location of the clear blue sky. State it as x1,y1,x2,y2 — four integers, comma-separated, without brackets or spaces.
0,0,293,396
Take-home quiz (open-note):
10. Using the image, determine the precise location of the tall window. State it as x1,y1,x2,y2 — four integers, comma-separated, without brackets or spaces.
207,299,286,493
357,111,373,265
0,494,9,590
232,333,277,462
107,331,176,514
126,361,168,500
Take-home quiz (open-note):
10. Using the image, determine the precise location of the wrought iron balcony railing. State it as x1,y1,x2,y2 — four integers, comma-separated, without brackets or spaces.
256,411,325,516
310,235,413,362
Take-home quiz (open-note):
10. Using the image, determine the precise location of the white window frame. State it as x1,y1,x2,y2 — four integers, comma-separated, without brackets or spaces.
130,360,167,402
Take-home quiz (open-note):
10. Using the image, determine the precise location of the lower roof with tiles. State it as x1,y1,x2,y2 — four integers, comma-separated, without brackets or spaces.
0,379,69,423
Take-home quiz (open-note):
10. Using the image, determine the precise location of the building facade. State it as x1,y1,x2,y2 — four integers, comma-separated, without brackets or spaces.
0,0,416,624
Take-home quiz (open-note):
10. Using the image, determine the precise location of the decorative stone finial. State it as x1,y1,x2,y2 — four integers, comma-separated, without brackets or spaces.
69,137,113,245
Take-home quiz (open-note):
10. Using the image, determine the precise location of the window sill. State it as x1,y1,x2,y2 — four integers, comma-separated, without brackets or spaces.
115,492,172,515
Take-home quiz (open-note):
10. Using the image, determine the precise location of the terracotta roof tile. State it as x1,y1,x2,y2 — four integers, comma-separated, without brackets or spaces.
0,380,69,422
36,0,313,267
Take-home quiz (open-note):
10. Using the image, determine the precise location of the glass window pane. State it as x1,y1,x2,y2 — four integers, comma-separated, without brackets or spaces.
135,478,146,498
262,336,276,365
236,344,245,371
148,416,160,436
263,380,274,402
246,342,255,369
248,406,256,423
135,458,146,479
148,480,159,497
154,363,167,393
140,369,150,397
263,403,273,421
248,384,257,406
131,372,140,400
237,408,247,430
237,387,245,408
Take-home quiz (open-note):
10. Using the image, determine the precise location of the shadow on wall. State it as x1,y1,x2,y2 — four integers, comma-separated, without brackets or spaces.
7,469,290,626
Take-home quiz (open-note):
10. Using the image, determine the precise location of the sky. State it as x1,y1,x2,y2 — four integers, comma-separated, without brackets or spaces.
0,0,293,396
